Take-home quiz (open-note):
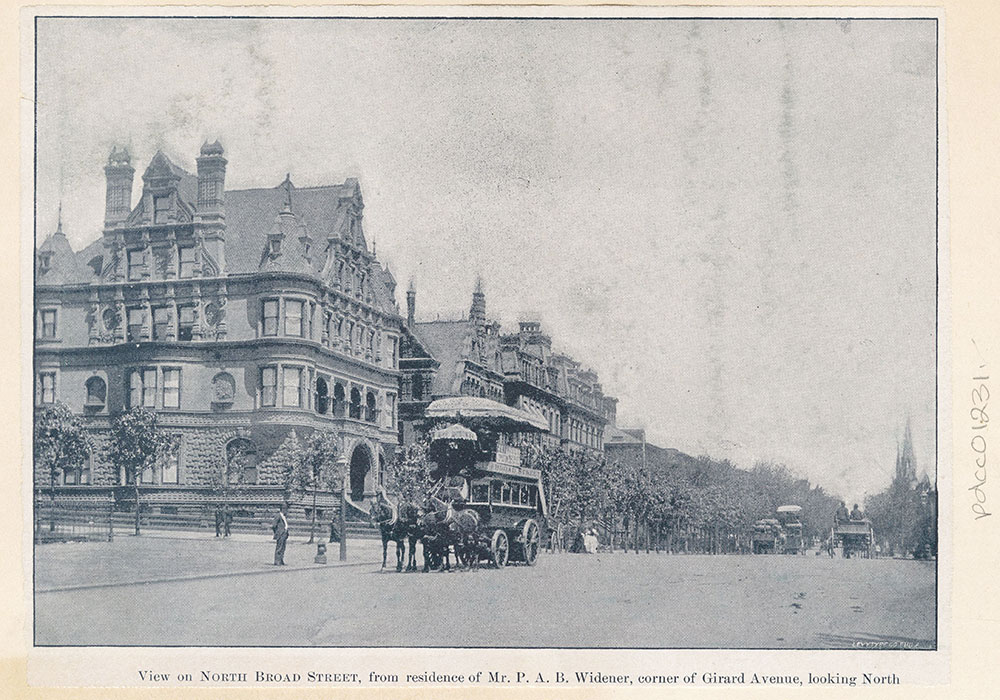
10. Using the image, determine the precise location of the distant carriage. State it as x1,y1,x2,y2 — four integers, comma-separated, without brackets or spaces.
832,518,875,559
751,518,784,554
776,505,805,554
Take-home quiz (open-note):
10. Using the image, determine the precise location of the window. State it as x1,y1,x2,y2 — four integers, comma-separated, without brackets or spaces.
127,249,146,280
262,300,279,336
261,367,277,407
283,367,302,407
127,307,145,342
285,300,303,336
412,374,424,401
40,309,57,339
141,464,154,483
152,306,170,341
39,372,55,404
333,383,346,417
389,337,398,368
226,438,258,484
85,376,106,407
365,391,377,422
178,246,196,278
159,436,180,484
162,368,180,409
129,368,157,408
177,306,195,341
154,195,171,224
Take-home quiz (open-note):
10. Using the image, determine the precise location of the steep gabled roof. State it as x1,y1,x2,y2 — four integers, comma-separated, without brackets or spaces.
412,321,471,397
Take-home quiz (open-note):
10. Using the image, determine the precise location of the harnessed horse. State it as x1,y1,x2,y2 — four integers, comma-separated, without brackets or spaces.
370,488,405,571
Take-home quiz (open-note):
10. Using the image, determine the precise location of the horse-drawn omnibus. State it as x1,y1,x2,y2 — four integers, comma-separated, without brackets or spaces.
424,397,548,568
776,505,805,554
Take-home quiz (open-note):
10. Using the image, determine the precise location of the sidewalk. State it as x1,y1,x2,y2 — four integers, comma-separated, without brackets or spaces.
35,531,385,593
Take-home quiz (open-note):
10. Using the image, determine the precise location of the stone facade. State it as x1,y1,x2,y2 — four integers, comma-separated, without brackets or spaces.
399,282,618,455
34,142,403,508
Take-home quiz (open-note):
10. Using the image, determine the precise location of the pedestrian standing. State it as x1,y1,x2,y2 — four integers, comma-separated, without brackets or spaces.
272,503,290,565
223,504,233,538
214,507,223,537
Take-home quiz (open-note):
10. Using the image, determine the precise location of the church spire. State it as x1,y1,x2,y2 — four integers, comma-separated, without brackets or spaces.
470,275,486,328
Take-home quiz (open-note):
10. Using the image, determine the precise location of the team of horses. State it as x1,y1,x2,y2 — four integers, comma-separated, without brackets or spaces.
369,485,486,572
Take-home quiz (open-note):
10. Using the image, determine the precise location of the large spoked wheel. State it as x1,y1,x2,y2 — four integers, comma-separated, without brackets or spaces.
491,530,509,568
521,520,540,566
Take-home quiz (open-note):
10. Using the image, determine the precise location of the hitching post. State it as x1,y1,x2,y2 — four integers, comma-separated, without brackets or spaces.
338,455,349,561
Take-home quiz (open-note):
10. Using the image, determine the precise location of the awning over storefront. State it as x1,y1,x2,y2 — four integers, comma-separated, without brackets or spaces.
424,396,549,432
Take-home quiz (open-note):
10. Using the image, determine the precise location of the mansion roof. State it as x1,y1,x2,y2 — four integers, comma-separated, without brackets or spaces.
36,148,399,318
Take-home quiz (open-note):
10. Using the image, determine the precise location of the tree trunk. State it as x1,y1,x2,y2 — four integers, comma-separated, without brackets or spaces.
134,482,141,535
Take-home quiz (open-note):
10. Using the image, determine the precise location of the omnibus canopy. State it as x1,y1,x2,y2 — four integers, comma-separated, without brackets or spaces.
424,397,549,432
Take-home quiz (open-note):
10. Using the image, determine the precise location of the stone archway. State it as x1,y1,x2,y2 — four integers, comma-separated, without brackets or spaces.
349,442,373,502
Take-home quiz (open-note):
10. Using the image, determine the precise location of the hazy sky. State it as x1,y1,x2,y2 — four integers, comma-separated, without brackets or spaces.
34,17,938,505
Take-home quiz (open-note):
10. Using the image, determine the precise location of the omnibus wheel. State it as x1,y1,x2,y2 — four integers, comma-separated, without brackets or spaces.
522,520,540,566
491,530,509,568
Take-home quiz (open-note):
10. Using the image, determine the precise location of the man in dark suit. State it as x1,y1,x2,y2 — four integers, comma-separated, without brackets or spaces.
223,504,233,538
272,503,290,565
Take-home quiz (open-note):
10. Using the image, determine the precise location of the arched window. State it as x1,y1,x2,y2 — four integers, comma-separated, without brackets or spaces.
84,376,106,409
365,391,377,422
226,438,258,485
315,377,329,414
333,383,346,417
349,387,362,419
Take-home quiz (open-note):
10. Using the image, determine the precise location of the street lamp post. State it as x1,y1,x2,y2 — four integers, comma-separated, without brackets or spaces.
308,464,318,544
337,455,349,561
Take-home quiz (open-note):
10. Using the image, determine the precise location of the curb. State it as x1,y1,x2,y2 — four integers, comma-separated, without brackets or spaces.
37,558,381,594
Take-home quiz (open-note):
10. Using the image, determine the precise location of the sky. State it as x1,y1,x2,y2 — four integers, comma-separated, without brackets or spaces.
34,17,938,505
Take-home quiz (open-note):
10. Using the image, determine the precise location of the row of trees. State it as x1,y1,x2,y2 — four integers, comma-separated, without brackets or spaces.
34,402,346,539
521,444,843,553
378,436,844,554
864,477,937,559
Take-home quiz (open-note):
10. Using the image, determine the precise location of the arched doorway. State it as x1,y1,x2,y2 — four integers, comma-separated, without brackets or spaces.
349,443,373,502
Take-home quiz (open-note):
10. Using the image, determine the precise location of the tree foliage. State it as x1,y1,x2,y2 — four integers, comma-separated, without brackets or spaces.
383,439,435,502
34,402,93,496
105,407,171,535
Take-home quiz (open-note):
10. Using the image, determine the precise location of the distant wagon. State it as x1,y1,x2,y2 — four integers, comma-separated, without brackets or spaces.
776,505,805,554
424,397,548,568
832,518,875,559
751,518,785,554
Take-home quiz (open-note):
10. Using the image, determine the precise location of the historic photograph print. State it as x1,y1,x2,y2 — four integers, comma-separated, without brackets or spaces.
31,15,938,650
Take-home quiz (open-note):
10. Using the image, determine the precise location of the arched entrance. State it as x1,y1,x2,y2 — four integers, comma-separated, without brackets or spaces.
349,443,373,502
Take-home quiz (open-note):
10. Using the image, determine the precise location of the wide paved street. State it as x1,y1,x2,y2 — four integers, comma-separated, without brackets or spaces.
35,536,935,648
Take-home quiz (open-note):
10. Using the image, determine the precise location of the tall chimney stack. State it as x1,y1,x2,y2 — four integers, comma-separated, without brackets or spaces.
406,279,416,327
104,146,134,227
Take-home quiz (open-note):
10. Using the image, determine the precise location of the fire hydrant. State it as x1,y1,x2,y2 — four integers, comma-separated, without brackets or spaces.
314,542,327,564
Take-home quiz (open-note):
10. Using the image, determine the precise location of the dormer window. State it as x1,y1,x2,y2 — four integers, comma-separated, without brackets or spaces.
154,195,171,224
38,252,53,273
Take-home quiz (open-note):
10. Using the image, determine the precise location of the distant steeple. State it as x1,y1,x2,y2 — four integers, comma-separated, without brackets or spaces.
470,275,486,328
895,417,918,488
55,202,64,236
